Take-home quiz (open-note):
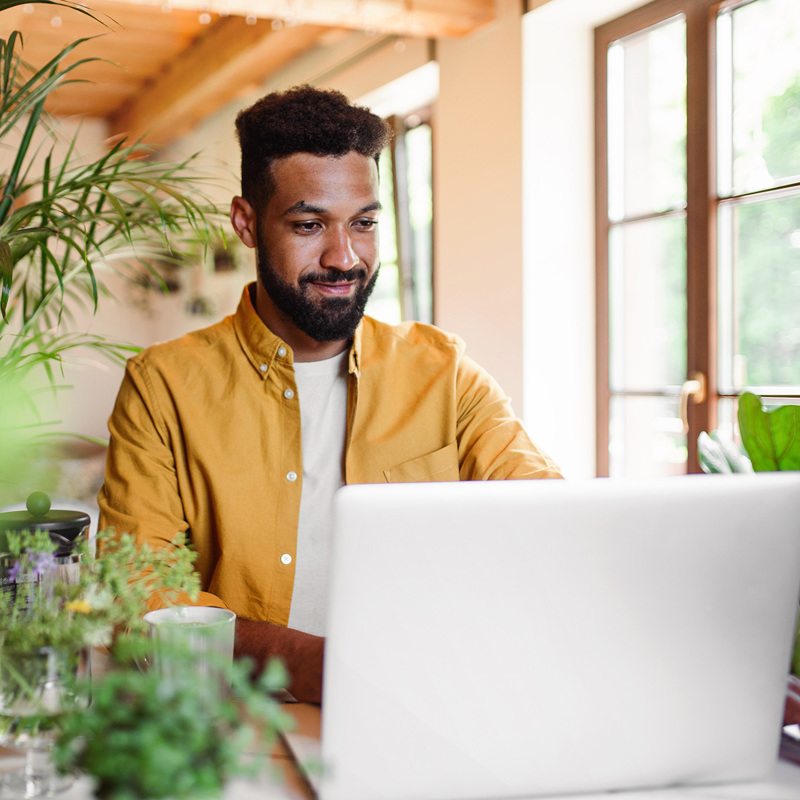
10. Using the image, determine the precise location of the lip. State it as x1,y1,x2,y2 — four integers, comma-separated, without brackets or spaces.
311,281,355,296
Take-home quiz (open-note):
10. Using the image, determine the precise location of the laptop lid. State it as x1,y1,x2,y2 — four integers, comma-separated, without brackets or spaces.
318,474,800,800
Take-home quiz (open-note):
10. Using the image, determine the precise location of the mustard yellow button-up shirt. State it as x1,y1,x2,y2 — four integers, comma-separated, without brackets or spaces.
98,284,561,623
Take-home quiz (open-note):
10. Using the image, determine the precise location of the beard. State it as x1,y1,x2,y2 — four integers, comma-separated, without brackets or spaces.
256,240,379,343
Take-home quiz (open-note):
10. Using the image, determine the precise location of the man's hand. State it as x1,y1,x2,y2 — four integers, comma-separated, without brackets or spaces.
234,618,324,704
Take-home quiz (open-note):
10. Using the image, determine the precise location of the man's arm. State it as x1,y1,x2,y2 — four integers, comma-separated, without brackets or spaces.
235,618,324,704
455,353,562,480
99,359,229,610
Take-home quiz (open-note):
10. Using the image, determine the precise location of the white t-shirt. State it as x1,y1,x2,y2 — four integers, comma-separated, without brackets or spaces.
287,351,349,637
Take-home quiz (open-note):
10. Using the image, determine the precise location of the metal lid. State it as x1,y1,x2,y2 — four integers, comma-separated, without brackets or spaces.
0,493,90,557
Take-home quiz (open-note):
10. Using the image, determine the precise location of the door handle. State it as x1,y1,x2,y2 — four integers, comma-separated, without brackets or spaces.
679,371,707,434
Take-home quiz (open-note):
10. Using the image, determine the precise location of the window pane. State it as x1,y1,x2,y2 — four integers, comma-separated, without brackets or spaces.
609,395,685,478
609,216,687,392
406,123,433,324
716,396,739,444
367,148,402,324
607,15,686,221
718,0,800,195
718,194,800,391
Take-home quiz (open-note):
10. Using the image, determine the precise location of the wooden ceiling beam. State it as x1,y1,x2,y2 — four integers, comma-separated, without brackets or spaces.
108,17,330,146
100,0,495,38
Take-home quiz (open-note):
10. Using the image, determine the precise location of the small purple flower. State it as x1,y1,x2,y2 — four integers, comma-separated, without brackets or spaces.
31,549,57,579
7,560,22,582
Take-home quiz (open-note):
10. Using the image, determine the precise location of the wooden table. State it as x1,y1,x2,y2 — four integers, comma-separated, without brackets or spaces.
7,712,800,800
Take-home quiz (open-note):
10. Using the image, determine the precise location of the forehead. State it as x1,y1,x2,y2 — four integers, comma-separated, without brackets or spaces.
268,152,379,212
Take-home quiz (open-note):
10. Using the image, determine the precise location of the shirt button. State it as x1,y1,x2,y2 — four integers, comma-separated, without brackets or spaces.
281,553,292,565
277,346,287,357
259,363,267,373
286,471,298,482
283,388,295,399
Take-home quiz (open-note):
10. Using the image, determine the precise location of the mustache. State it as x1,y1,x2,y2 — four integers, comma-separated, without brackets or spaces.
300,268,370,285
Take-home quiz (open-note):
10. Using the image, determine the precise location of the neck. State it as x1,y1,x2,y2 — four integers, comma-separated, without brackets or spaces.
254,282,351,362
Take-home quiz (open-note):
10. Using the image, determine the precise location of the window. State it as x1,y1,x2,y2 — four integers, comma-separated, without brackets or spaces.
595,0,800,477
365,109,433,325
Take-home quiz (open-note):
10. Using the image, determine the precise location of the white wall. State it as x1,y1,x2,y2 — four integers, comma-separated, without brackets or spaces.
521,0,644,478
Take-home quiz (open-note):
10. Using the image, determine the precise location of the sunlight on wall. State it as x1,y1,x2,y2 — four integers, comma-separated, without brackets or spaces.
522,0,643,479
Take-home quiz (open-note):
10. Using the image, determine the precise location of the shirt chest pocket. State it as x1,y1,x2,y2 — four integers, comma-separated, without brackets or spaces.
383,441,460,483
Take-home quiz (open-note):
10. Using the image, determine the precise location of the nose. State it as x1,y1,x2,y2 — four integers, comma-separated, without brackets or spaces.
320,226,360,272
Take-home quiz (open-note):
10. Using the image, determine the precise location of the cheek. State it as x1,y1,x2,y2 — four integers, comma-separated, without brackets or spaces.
264,233,314,276
356,238,379,266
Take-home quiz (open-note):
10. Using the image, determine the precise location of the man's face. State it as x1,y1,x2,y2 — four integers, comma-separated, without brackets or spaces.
253,151,381,344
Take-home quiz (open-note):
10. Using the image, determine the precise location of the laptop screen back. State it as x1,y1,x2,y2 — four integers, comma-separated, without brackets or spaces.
320,474,800,800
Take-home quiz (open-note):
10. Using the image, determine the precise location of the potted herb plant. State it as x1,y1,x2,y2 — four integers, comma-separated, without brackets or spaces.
698,391,800,474
1,505,294,800
52,653,292,800
0,513,202,796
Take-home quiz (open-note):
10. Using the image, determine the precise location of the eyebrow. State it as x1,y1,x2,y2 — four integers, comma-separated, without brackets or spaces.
282,200,383,216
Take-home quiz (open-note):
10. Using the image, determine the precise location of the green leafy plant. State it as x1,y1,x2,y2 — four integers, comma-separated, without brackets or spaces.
697,392,800,474
0,517,201,755
52,651,293,800
0,526,200,652
0,0,226,502
737,391,800,472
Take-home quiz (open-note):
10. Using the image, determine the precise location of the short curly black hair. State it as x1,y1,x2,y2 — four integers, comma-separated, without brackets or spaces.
235,85,392,212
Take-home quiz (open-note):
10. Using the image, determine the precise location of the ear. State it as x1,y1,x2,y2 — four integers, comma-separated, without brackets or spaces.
230,196,257,249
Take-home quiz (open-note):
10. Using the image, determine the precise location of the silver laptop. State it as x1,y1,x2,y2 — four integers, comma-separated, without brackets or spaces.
286,474,800,800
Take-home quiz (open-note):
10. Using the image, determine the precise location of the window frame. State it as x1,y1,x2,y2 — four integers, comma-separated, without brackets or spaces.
594,0,754,477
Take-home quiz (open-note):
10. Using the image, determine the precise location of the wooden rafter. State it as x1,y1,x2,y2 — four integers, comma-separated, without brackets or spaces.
108,18,331,145
3,0,497,146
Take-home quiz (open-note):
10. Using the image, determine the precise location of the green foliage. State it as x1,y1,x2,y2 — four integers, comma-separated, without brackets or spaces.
733,196,800,387
698,393,800,474
52,653,293,800
0,0,227,501
737,391,800,472
763,77,800,182
0,528,200,652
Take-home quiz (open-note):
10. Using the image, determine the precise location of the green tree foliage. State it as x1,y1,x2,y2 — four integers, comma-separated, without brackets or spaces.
763,77,800,182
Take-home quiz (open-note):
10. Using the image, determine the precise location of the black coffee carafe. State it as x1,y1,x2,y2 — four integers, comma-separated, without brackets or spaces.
1,493,91,598
0,492,90,559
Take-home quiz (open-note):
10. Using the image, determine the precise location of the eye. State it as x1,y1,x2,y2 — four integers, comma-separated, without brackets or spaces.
293,221,320,234
354,218,378,231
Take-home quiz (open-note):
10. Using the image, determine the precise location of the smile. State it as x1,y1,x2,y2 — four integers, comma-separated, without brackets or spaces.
311,281,356,296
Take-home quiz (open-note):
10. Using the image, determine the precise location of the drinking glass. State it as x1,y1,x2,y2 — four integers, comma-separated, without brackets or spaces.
141,606,236,701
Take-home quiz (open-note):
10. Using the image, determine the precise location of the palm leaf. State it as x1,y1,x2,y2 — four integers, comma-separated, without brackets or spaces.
0,3,228,448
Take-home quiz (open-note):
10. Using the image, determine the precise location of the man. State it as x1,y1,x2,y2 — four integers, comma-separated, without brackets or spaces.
98,85,561,703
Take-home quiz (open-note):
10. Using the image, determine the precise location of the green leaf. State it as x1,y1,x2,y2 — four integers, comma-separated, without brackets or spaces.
738,391,800,471
0,238,12,318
